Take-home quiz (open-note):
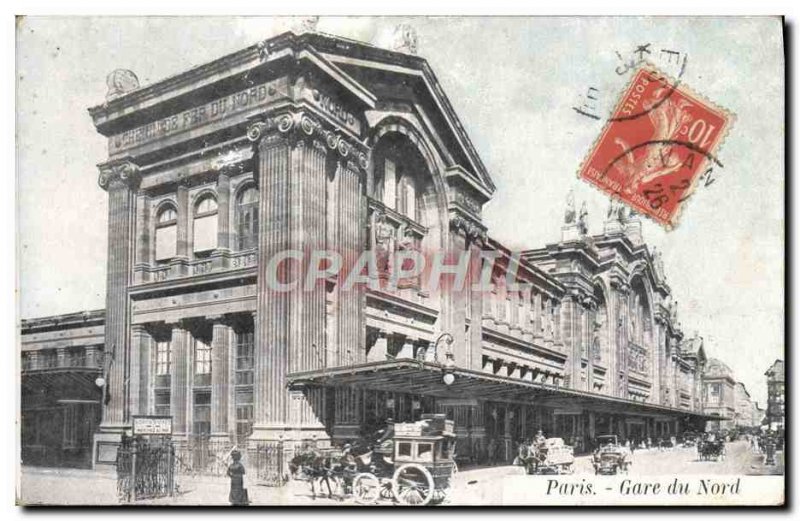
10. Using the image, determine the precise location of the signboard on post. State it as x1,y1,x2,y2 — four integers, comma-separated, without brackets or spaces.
132,415,173,436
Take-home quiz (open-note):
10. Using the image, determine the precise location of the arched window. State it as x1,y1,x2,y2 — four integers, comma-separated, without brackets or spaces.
193,195,218,254
236,187,259,251
155,204,177,262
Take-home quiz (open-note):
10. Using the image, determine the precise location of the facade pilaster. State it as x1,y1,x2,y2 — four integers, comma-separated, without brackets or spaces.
246,111,369,444
210,316,231,439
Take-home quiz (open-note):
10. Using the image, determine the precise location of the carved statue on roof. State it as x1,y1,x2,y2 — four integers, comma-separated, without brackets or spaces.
294,16,320,34
564,190,576,224
106,69,139,100
652,246,665,277
669,300,678,323
391,23,419,54
607,197,628,223
578,201,589,235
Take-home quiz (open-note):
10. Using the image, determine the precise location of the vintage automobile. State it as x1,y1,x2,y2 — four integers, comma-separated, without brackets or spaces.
592,435,632,475
351,414,457,506
680,431,700,447
516,437,574,475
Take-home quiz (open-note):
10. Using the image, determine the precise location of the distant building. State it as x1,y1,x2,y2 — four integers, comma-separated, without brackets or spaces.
765,360,785,431
703,358,737,431
20,311,105,468
733,382,757,429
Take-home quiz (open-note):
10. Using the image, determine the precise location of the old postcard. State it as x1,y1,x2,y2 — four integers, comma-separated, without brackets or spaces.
16,16,785,507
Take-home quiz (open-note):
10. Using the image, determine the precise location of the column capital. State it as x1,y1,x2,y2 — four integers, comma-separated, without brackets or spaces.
246,110,370,171
97,157,140,191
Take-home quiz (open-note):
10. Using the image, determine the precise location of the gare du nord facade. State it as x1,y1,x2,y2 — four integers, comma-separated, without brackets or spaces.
20,31,714,469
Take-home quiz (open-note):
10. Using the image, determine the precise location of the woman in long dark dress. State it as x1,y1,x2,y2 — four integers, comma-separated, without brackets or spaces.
227,450,249,506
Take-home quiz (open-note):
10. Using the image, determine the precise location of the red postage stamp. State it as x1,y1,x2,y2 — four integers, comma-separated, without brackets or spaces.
578,65,734,228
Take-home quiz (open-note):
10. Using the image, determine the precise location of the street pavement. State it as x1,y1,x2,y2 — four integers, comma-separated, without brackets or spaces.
17,441,783,506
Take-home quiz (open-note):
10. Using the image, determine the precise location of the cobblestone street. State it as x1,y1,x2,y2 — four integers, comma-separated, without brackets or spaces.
18,441,783,506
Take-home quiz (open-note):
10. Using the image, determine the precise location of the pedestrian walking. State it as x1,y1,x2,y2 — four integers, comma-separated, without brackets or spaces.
227,449,249,506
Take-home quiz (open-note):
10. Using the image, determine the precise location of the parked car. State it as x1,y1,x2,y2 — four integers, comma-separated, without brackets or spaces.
592,435,632,475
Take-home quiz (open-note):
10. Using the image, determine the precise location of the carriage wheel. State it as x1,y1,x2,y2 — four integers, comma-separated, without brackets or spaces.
392,463,435,506
352,473,381,505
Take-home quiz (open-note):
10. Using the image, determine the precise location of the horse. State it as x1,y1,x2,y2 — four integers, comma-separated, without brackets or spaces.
288,449,343,500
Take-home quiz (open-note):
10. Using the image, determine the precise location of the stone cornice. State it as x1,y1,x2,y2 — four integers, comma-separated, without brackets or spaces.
246,110,370,171
97,157,140,191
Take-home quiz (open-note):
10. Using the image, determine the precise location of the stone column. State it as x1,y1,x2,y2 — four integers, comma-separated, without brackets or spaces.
96,159,139,431
170,322,190,439
210,316,231,439
246,113,368,444
134,191,151,283
216,172,231,251
336,159,365,366
176,181,189,258
130,324,151,417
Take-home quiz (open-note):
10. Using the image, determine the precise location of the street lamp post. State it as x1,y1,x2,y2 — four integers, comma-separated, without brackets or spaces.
434,333,456,386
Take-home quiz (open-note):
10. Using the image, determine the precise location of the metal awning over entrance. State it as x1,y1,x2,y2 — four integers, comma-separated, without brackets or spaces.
288,360,719,421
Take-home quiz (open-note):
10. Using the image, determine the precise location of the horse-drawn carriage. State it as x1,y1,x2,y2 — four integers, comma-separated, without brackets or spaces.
697,438,726,461
351,414,457,505
515,438,574,475
592,435,632,475
289,414,456,505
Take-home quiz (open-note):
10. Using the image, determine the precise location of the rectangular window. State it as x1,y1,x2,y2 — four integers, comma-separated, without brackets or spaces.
234,327,254,444
235,331,254,385
156,341,171,375
236,203,258,251
195,339,212,375
235,389,254,444
155,224,177,261
193,392,211,436
154,390,170,416
193,214,217,253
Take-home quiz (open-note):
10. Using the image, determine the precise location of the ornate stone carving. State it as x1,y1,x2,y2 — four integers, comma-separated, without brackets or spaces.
450,214,487,244
246,112,370,170
106,69,139,100
97,158,140,191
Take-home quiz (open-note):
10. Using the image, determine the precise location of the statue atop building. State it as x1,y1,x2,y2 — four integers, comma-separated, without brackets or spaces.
578,201,589,235
607,197,628,223
564,190,576,224
294,15,320,34
391,23,419,54
106,69,139,101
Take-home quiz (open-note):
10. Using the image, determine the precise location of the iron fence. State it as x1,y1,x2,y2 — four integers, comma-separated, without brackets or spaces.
172,436,287,487
116,436,175,502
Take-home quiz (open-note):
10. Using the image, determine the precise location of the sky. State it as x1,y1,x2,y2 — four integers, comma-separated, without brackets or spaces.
16,16,784,406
